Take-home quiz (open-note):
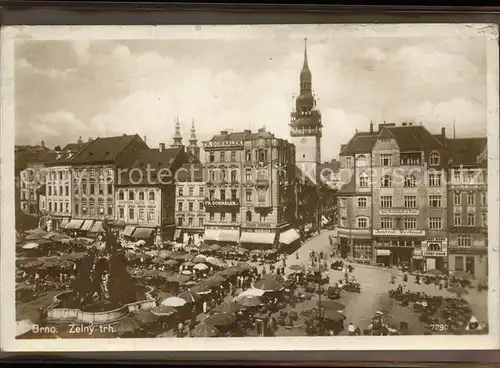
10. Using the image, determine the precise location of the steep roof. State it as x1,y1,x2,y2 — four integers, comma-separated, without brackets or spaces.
339,132,378,156
385,125,444,152
70,134,143,165
22,151,59,165
448,137,487,166
45,141,93,167
61,142,87,152
318,160,340,174
176,163,204,182
117,147,182,186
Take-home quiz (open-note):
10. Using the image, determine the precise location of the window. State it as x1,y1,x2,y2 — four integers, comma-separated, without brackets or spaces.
82,206,88,215
209,212,215,221
178,217,183,226
356,155,367,167
380,196,392,208
209,190,215,199
220,190,226,201
458,235,472,248
429,151,440,166
65,185,69,196
357,197,367,207
357,217,368,228
428,173,442,187
381,175,392,187
345,157,353,167
48,186,52,196
149,191,155,201
245,150,252,161
188,187,194,196
90,183,95,195
231,189,237,200
199,217,204,227
178,187,184,196
188,217,193,226
59,185,63,195
246,190,252,202
59,202,63,212
380,154,392,166
259,213,267,222
119,208,124,218
188,202,194,211
148,209,155,220
259,149,267,162
404,175,416,188
258,190,266,203
209,152,215,162
221,169,227,182
380,217,393,229
455,256,464,271
118,190,124,200
59,171,63,180
98,182,104,195
230,170,237,182
128,208,134,219
359,173,369,188
210,170,216,182
467,213,475,226
454,213,462,226
454,192,462,205
199,187,204,197
467,193,475,206
404,217,417,229
404,196,417,208
245,169,252,182
231,151,236,162
139,208,145,220
428,217,442,230
139,191,144,200
74,203,78,214
221,212,226,221
199,202,204,211
220,152,226,162
107,205,113,216
177,202,183,211
129,191,135,200
453,170,461,184
481,192,487,206
481,212,487,227
231,213,237,222
466,170,477,184
428,195,442,208
65,202,69,213
246,210,252,222
107,184,113,194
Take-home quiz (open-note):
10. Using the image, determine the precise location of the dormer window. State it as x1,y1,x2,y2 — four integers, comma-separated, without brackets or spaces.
429,151,440,166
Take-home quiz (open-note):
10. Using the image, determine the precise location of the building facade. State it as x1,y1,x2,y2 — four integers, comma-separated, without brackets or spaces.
202,128,297,250
174,163,206,245
447,138,488,279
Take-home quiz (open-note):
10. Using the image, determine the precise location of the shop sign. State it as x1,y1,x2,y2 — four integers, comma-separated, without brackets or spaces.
373,229,425,237
205,225,239,230
379,209,419,216
450,226,481,234
203,140,243,149
243,222,275,229
204,199,240,207
423,251,447,257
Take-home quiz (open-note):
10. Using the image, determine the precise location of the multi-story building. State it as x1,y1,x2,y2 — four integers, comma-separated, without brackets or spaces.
174,163,205,245
318,159,341,225
42,138,89,231
202,128,297,250
115,144,190,244
337,122,450,270
447,137,488,279
64,134,149,235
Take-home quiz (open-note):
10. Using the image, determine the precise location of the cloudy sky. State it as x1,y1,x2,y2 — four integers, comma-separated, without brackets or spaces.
13,25,488,160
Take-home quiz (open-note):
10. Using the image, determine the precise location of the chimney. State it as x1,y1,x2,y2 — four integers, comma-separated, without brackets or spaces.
41,140,45,148
159,143,165,152
244,129,251,134
378,124,384,131
408,122,413,126
340,144,346,152
88,137,92,142
220,130,228,136
77,136,83,144
258,127,266,133
143,136,147,143
369,120,374,133
441,127,446,138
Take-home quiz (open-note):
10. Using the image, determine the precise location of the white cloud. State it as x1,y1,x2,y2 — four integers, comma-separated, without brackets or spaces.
26,111,86,144
71,40,91,65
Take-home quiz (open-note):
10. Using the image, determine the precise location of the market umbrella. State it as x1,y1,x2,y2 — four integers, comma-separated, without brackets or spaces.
235,295,262,307
448,286,470,298
237,262,252,270
213,301,243,314
166,274,191,285
193,263,208,271
161,296,187,307
322,309,346,322
178,290,202,303
170,252,187,260
135,311,158,325
253,277,283,292
43,232,58,240
205,312,236,327
289,264,305,272
191,284,211,295
182,253,195,261
425,269,444,276
201,276,225,287
159,250,173,259
210,244,221,251
22,243,40,250
182,261,195,267
199,244,211,251
219,245,233,253
151,305,177,316
192,322,220,337
165,259,179,266
116,317,141,335
181,270,192,276
452,270,473,279
184,281,198,287
262,273,285,284
193,255,207,264
206,257,225,267
320,300,345,311
236,248,249,254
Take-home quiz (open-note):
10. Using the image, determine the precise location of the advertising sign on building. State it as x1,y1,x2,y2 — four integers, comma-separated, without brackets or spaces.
204,199,240,207
373,229,425,237
203,140,243,149
379,209,419,216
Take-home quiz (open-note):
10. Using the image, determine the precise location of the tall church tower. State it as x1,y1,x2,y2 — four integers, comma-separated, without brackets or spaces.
289,38,322,184
187,119,200,161
171,116,185,149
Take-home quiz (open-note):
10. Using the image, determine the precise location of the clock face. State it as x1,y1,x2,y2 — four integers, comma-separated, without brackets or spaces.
300,137,307,144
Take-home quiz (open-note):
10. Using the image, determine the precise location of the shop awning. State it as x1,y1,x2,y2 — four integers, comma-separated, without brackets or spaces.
65,219,84,230
59,218,70,229
376,249,391,256
80,220,94,232
89,221,103,233
240,232,275,245
279,229,301,244
132,227,154,240
123,226,136,237
204,229,219,241
174,229,182,239
219,230,240,243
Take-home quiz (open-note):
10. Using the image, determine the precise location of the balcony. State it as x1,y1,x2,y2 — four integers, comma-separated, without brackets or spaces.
255,178,269,188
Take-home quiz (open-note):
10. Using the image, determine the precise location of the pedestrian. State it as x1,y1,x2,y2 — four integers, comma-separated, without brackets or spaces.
296,252,299,260
348,322,356,336
203,299,208,313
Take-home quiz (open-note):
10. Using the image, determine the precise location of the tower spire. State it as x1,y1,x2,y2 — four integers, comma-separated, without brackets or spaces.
303,38,309,70
171,116,184,148
189,119,197,143
187,118,200,161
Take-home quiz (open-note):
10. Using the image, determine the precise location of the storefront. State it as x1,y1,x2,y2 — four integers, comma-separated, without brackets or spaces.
422,237,448,272
373,229,425,268
131,227,155,244
448,248,488,279
412,249,424,273
240,231,276,250
64,219,84,237
278,228,301,250
203,226,240,245
182,232,204,246
339,235,351,259
353,238,372,263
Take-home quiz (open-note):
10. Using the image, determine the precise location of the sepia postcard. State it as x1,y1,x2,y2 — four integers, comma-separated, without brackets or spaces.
1,23,499,353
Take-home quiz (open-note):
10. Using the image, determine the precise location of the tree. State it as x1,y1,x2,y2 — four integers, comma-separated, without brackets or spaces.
54,145,61,151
